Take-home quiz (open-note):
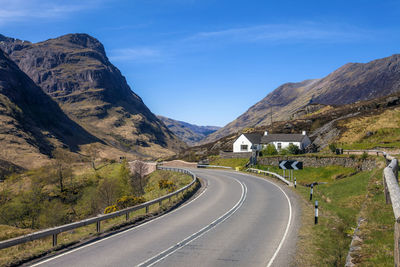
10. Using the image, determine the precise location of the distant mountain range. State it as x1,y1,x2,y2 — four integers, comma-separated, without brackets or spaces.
0,33,186,168
157,116,220,146
203,54,400,144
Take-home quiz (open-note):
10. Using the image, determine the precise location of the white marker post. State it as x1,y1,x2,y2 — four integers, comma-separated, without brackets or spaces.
315,200,318,224
294,178,297,188
310,184,313,201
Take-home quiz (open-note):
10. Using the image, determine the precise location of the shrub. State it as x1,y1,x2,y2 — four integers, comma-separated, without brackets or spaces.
116,195,145,209
329,143,337,153
159,179,177,193
261,144,278,156
104,205,117,214
279,148,290,155
287,144,300,155
360,152,368,160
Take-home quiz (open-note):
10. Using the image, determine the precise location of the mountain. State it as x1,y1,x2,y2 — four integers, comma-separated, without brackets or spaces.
203,54,400,143
0,34,186,159
157,116,220,146
0,48,99,169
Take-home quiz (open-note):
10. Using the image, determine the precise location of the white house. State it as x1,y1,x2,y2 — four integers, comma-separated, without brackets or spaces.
261,131,311,151
232,131,311,152
233,133,262,153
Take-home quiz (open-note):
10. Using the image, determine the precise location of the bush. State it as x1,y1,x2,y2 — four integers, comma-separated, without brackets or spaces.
159,179,177,193
104,205,117,214
329,143,337,153
361,152,368,160
287,144,300,155
116,195,145,209
260,144,278,156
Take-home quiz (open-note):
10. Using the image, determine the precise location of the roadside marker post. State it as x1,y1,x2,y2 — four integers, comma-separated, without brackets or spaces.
310,184,313,201
315,200,319,224
294,178,297,188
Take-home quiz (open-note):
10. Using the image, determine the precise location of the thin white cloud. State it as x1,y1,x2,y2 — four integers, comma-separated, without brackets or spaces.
109,48,162,62
0,0,103,24
187,23,371,44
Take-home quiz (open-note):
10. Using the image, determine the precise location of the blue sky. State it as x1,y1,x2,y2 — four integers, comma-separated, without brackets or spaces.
1,0,400,126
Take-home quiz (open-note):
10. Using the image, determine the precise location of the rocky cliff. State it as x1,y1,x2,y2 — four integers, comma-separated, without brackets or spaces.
0,34,186,158
0,48,98,168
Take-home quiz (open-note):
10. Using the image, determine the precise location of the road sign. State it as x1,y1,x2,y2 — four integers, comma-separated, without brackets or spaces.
279,160,303,170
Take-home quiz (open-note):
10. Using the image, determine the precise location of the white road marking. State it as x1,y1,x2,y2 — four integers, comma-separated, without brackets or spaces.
30,178,208,267
137,178,247,267
230,170,293,267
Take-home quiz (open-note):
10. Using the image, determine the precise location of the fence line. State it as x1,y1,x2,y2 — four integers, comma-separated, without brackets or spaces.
0,166,197,250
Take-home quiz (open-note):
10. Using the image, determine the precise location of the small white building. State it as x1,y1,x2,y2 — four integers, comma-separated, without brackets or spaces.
233,133,262,153
232,131,311,152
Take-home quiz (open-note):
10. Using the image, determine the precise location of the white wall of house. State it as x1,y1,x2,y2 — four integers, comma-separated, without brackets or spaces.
265,141,302,150
263,138,311,151
233,134,253,152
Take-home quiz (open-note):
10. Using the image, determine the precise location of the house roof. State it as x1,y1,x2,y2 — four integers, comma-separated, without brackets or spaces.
242,133,262,144
261,134,307,144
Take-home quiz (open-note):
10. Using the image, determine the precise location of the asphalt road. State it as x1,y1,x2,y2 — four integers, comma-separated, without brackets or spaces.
31,169,300,267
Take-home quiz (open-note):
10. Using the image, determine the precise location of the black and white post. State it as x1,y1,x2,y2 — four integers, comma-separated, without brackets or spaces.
310,184,313,201
294,177,297,188
315,200,318,224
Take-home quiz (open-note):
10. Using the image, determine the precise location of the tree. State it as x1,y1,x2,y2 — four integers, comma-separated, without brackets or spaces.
96,177,121,207
131,160,149,195
52,148,74,193
87,144,100,170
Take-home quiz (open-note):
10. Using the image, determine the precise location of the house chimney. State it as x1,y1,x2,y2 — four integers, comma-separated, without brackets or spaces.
264,131,268,136
302,131,306,135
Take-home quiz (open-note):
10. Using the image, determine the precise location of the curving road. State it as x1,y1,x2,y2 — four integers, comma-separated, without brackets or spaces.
30,169,300,267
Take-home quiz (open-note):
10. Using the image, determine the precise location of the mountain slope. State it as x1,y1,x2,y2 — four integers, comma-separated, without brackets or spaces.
0,48,98,168
0,34,186,158
203,54,400,143
157,115,220,146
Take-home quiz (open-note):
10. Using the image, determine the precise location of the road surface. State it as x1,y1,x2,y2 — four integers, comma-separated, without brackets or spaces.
30,169,300,267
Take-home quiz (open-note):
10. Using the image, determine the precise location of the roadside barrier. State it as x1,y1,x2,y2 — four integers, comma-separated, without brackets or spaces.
246,168,292,186
343,149,399,266
0,166,197,250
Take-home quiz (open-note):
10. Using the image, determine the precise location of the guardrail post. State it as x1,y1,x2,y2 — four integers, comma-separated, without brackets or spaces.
52,234,58,247
385,174,391,204
145,206,149,213
96,221,101,233
395,221,400,266
126,212,129,221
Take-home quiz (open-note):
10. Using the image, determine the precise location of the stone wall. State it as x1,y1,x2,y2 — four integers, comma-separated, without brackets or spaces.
220,151,252,159
258,156,377,171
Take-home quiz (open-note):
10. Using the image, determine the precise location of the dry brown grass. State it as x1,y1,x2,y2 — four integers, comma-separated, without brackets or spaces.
338,107,400,144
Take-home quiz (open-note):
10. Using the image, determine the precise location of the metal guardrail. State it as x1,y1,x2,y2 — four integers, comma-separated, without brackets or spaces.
246,168,293,186
0,166,197,250
197,165,233,169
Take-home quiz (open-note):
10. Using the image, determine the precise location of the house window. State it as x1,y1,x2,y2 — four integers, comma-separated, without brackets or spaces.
277,143,282,150
241,145,248,151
